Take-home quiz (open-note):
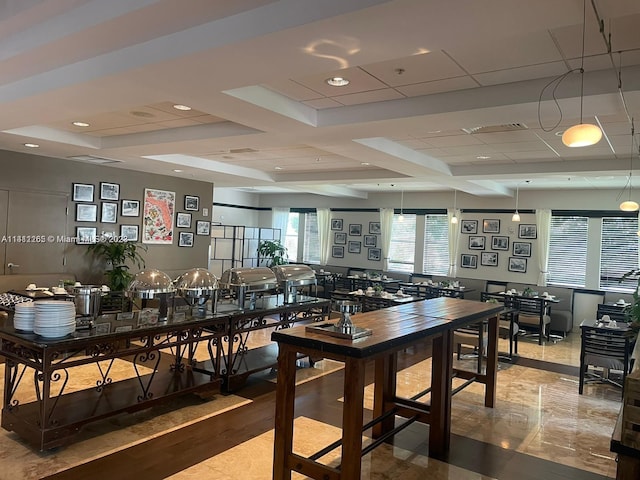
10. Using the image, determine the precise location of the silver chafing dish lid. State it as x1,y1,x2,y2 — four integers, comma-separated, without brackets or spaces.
219,267,278,291
126,269,176,299
175,268,218,297
271,264,316,286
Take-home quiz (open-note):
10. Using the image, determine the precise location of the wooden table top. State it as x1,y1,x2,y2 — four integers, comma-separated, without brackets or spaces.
271,297,503,359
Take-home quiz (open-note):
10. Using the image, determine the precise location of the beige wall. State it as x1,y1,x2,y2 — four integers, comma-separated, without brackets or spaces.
0,150,213,284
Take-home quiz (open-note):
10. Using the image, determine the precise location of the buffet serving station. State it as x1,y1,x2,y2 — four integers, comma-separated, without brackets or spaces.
0,266,329,451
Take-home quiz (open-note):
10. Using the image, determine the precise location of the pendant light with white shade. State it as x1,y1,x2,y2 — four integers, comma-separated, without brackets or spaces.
619,119,638,212
512,180,530,222
561,0,602,148
451,190,458,224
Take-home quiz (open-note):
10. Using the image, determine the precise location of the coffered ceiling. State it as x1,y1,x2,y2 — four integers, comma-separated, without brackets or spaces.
1,0,640,199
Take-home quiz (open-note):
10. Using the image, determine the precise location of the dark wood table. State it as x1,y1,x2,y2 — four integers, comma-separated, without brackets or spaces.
271,297,503,480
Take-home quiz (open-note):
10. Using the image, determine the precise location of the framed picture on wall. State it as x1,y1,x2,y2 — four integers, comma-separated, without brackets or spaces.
176,212,192,228
460,220,477,234
196,220,210,236
519,224,537,239
368,248,381,261
100,182,119,201
461,254,477,269
334,232,347,245
349,224,362,236
513,241,531,257
491,236,509,251
120,225,139,242
364,235,377,247
72,183,94,202
369,221,381,234
178,231,194,247
332,245,344,258
482,218,500,233
76,226,97,244
481,252,498,266
76,203,97,222
121,199,140,217
331,218,343,231
468,235,485,250
508,257,527,273
101,202,118,223
348,241,361,254
184,195,199,211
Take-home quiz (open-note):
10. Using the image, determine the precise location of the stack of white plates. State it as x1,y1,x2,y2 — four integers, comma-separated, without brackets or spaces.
33,301,76,338
14,302,36,332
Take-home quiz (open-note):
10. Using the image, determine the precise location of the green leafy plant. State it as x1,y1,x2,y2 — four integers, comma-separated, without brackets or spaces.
621,269,640,329
87,240,147,291
257,240,288,267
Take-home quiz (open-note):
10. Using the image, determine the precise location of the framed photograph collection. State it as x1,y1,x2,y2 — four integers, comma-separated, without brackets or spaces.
76,203,97,222
100,182,119,201
468,236,485,250
364,235,377,247
481,252,498,266
73,183,94,202
101,202,118,223
368,248,381,261
482,219,500,233
519,224,537,239
369,222,381,234
349,224,362,236
334,232,347,245
461,254,477,269
508,257,527,273
120,225,139,242
76,226,97,244
461,220,477,234
176,212,192,228
491,236,509,251
121,199,140,217
331,218,343,230
513,241,531,257
196,221,210,236
184,195,199,211
348,241,361,254
178,231,194,247
332,245,344,258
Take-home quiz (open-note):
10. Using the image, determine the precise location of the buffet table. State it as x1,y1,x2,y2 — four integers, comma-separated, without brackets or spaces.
0,296,330,450
271,297,503,480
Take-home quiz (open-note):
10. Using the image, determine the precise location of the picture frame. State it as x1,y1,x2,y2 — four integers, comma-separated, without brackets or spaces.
491,236,509,251
513,241,532,257
364,235,377,247
331,218,343,231
468,235,485,250
101,202,118,223
184,195,199,211
460,220,478,234
178,231,194,247
332,245,344,258
368,247,382,261
334,232,347,245
94,322,111,335
72,183,94,202
100,182,120,201
121,199,140,217
508,256,527,273
75,226,97,244
519,224,537,239
481,252,498,266
176,212,192,228
120,225,139,242
75,203,97,222
348,241,361,254
461,253,478,269
369,221,381,234
349,224,362,236
142,188,175,244
196,220,210,236
482,218,500,233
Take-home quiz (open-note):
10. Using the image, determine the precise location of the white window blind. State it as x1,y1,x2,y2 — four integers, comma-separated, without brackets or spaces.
600,216,639,292
302,212,320,264
284,212,299,262
388,214,415,273
547,216,588,287
423,214,449,275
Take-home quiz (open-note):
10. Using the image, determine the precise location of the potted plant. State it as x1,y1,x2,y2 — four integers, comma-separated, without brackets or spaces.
87,239,147,291
257,240,288,267
622,270,640,330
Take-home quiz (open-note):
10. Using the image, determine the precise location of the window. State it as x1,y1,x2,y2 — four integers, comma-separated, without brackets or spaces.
284,212,299,262
302,212,320,264
600,216,639,292
547,216,588,287
388,214,415,273
423,214,449,275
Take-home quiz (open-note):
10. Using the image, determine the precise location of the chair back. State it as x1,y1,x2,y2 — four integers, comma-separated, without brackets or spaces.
485,280,508,293
362,295,389,312
515,296,546,318
597,303,630,322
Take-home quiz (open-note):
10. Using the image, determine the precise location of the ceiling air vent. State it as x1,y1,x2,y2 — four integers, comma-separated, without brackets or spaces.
68,155,122,164
462,123,528,134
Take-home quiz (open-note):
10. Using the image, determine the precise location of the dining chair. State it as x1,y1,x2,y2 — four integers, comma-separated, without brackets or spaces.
453,321,486,374
515,296,550,345
480,291,519,358
579,321,634,394
572,288,606,327
597,303,630,323
485,280,508,293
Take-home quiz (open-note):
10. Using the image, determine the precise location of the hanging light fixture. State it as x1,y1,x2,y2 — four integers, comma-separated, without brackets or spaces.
451,190,458,224
398,189,405,222
512,180,530,222
619,120,638,212
561,0,602,147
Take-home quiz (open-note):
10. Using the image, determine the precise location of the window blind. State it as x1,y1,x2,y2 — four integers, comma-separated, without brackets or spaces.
547,216,588,287
302,212,320,264
284,212,299,262
423,214,449,275
388,214,415,273
600,216,639,292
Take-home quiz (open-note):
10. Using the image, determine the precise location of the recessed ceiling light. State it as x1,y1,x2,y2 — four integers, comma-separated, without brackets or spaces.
72,121,90,127
361,162,370,166
326,77,349,87
274,166,283,170
476,155,491,159
173,169,183,173
173,104,192,111
24,143,39,148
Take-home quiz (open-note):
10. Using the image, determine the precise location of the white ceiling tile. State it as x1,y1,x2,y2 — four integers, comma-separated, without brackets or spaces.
264,81,323,102
302,97,343,109
471,130,542,144
331,88,405,106
440,145,498,156
505,150,559,160
474,62,568,86
395,76,478,97
427,135,485,147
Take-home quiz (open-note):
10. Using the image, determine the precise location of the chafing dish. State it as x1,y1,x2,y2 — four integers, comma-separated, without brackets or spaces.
126,269,176,320
271,264,317,303
175,268,218,317
219,267,278,310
